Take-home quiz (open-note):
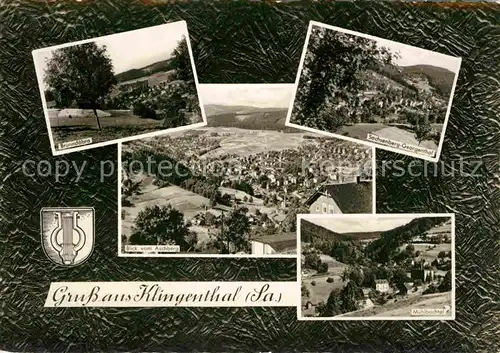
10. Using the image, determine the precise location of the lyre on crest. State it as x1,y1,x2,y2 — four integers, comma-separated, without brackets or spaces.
50,211,86,265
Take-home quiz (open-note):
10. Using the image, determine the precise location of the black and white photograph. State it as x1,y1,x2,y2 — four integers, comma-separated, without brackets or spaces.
32,21,206,155
286,21,461,162
298,214,455,320
119,84,374,257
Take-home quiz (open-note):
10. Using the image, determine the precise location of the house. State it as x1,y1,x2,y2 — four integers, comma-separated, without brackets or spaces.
375,279,390,293
411,268,435,282
250,232,296,255
304,177,372,214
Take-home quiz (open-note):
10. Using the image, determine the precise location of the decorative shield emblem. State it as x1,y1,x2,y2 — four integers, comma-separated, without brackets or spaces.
40,207,95,266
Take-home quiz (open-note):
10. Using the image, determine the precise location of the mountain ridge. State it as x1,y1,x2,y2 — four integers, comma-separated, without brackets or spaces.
379,63,456,98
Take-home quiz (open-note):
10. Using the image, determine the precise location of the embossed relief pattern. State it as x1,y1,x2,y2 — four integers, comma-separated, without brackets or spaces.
0,1,498,352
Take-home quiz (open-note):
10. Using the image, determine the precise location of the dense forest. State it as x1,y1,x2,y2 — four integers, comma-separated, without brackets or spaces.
365,217,449,263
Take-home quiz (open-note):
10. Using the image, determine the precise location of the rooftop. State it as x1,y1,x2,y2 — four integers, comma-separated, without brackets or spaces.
250,232,296,252
305,181,372,213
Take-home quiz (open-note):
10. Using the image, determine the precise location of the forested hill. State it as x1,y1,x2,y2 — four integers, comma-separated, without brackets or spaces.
115,59,173,82
402,65,456,97
301,219,383,243
365,217,449,263
379,64,456,98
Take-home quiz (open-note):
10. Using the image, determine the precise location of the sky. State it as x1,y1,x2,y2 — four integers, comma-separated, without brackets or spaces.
306,216,423,234
314,24,461,73
197,84,295,108
33,21,188,90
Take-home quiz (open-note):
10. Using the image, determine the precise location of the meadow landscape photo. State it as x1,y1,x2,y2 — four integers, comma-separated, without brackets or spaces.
120,84,374,256
288,22,461,161
32,21,205,154
299,214,454,320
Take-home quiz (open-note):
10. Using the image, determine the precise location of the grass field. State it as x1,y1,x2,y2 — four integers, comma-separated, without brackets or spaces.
302,274,346,305
122,183,210,239
415,243,451,263
196,127,319,158
301,254,349,308
399,242,451,264
48,109,198,148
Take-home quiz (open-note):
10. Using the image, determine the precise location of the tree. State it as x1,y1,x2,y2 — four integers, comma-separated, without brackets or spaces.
44,42,117,131
205,211,216,226
317,262,329,274
340,281,363,313
122,178,142,199
166,36,201,122
170,37,194,82
391,269,410,295
129,204,197,251
236,182,254,196
342,266,364,287
406,244,415,257
44,90,55,102
438,271,452,292
423,284,438,295
414,120,432,145
318,288,343,317
159,85,189,128
301,284,310,298
280,206,309,233
218,207,251,253
304,252,322,270
210,191,218,207
291,26,397,132
375,294,388,306
362,267,376,288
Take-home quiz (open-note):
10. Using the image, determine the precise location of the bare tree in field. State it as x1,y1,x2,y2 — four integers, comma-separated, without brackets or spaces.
44,42,117,131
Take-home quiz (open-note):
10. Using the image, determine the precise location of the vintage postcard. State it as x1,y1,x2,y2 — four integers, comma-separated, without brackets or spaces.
32,21,206,156
297,213,455,320
286,21,461,162
119,84,375,258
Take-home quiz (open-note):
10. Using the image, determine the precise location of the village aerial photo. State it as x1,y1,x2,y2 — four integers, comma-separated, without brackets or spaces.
299,214,454,320
287,21,461,161
32,21,204,155
119,84,374,256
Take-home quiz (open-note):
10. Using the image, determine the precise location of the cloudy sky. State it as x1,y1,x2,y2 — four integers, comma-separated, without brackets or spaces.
305,216,425,234
198,84,295,108
33,21,189,90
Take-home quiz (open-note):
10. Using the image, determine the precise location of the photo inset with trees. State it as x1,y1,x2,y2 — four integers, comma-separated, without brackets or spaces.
32,21,204,153
299,215,454,319
289,23,461,159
